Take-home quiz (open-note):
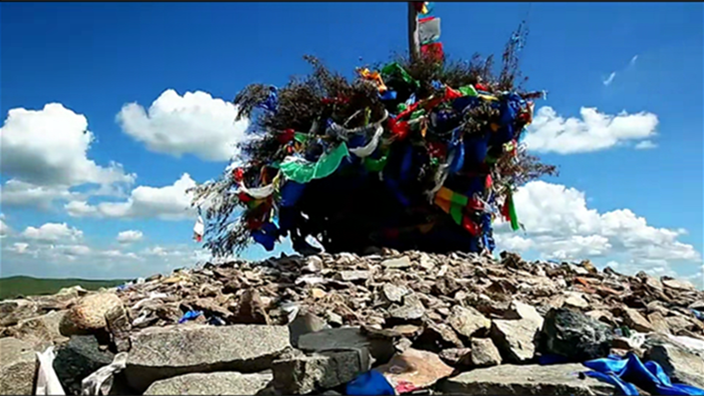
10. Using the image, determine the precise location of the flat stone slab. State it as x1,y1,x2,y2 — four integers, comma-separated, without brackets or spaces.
440,363,615,395
0,338,37,396
125,324,290,392
144,371,273,395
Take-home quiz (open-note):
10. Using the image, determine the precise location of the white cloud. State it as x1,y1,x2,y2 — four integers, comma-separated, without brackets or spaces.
58,244,92,257
21,223,83,242
634,140,657,150
64,200,99,217
495,181,701,276
0,179,81,209
0,216,11,238
116,89,249,162
630,55,638,66
0,103,135,187
117,230,144,244
8,242,30,254
524,107,659,154
65,173,196,220
603,72,616,86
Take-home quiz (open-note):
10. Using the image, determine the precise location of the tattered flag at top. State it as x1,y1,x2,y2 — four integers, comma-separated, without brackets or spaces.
193,215,204,242
418,17,441,45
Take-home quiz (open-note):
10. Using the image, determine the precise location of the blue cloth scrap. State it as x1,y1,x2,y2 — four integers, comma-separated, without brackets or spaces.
259,86,278,113
379,90,397,101
346,370,395,396
583,352,704,395
692,309,704,321
178,310,203,324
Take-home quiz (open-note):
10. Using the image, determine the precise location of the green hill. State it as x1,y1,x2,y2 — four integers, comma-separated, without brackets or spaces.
0,276,128,300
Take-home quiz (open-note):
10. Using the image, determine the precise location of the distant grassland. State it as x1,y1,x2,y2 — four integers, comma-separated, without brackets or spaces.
0,276,128,300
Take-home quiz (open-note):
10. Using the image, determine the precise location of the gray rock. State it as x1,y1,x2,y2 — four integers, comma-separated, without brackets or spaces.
125,324,290,393
471,338,502,367
381,284,410,303
439,348,472,366
388,293,425,321
490,304,543,363
338,271,370,282
3,310,68,349
538,308,612,362
448,306,491,339
273,350,368,394
288,312,329,347
0,300,38,327
505,300,544,322
440,363,615,395
381,257,412,269
644,337,704,389
0,338,36,396
144,372,273,395
298,326,394,364
54,335,116,395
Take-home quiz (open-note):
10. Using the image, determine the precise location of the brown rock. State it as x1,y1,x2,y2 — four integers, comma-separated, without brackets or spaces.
661,278,696,291
60,293,123,336
621,307,654,333
235,289,271,325
647,312,671,334
376,348,453,392
105,303,131,352
415,322,464,352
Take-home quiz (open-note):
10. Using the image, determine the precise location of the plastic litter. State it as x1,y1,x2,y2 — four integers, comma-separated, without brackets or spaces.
132,292,169,310
583,352,704,395
346,370,395,396
35,347,65,395
80,352,128,396
178,310,203,324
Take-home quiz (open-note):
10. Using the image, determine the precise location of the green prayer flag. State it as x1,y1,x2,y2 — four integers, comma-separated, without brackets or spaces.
458,85,478,97
280,143,350,184
450,204,463,225
381,62,419,88
508,193,520,231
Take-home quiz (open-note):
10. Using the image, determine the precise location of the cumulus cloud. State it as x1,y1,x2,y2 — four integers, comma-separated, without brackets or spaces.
0,103,135,187
524,107,659,154
0,217,12,238
116,89,249,162
21,222,83,242
0,179,81,209
65,173,196,220
117,230,144,244
494,181,701,276
8,242,30,254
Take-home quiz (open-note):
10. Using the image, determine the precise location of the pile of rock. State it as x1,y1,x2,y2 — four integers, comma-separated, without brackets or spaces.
1,250,702,395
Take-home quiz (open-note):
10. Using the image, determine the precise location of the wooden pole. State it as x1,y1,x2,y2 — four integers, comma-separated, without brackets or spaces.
408,2,420,62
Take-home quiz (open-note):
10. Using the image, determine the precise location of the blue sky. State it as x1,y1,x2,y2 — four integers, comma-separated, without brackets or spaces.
1,2,702,285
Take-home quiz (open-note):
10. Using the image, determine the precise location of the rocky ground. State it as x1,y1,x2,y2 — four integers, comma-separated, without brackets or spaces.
1,250,703,395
